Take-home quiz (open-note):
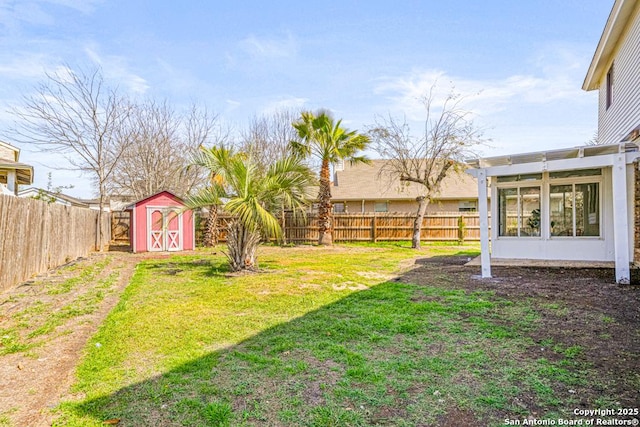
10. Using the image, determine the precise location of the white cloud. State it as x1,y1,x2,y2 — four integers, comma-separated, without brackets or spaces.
45,0,102,14
84,45,149,94
375,69,586,122
371,45,599,156
0,53,54,80
239,33,298,59
260,96,308,114
375,45,592,122
0,0,101,30
225,99,241,109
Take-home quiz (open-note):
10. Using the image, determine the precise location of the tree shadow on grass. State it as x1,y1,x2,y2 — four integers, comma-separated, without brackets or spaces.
55,259,504,426
142,258,232,278
55,254,637,427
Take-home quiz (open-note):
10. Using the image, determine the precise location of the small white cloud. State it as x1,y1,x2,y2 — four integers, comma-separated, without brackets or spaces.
260,96,308,114
0,0,102,30
0,53,53,80
84,45,149,94
239,33,298,59
46,0,103,15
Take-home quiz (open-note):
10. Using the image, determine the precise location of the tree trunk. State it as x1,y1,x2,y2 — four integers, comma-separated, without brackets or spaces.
412,196,430,249
203,205,219,247
96,190,105,252
225,220,260,271
280,204,287,246
317,159,333,245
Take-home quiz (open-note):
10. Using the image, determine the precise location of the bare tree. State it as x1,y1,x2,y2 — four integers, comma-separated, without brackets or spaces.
109,101,219,200
9,65,132,251
368,87,486,249
239,108,301,169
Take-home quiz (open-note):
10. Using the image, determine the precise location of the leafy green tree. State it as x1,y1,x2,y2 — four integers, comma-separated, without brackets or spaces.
185,145,313,271
291,110,370,245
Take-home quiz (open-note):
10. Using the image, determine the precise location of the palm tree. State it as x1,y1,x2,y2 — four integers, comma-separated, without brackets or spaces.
185,145,313,271
199,171,224,247
291,110,370,245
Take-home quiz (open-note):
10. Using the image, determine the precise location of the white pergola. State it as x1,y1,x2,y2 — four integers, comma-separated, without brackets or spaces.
467,142,640,284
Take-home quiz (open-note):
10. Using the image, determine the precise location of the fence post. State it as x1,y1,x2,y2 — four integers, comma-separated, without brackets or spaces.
371,213,377,243
457,215,466,245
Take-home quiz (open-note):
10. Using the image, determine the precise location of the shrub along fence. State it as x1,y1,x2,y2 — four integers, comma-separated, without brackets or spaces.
0,194,110,292
196,211,488,245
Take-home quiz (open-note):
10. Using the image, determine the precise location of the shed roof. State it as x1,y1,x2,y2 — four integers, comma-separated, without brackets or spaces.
331,159,478,201
125,190,185,209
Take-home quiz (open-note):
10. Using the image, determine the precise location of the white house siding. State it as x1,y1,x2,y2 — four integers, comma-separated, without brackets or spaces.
598,3,640,145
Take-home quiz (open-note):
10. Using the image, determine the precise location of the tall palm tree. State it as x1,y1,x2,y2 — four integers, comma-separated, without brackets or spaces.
291,110,370,245
185,145,313,271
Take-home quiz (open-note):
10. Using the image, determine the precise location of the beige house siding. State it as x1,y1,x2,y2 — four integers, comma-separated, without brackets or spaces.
338,199,476,214
331,159,481,214
0,145,17,161
597,2,640,144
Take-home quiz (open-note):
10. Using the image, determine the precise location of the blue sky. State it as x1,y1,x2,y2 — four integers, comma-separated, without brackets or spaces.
0,0,613,198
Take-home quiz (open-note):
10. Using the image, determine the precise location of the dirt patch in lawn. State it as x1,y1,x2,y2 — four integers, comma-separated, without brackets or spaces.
400,255,640,415
0,251,167,427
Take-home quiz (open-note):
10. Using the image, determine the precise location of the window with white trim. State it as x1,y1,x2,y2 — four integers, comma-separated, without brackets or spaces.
498,186,541,237
549,169,600,237
374,201,388,213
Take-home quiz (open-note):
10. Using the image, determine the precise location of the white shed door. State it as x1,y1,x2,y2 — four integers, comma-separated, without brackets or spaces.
147,208,183,252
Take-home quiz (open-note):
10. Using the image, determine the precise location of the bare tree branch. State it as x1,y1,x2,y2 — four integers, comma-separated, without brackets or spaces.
368,85,488,249
108,101,225,199
8,65,133,251
239,108,301,171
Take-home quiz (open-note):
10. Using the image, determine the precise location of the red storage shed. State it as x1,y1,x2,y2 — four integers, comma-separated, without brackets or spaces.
127,191,195,253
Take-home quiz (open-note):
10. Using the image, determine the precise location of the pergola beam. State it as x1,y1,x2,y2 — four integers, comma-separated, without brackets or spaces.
611,153,631,284
476,169,491,278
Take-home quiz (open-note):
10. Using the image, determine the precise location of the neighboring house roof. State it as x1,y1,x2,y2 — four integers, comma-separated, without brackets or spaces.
583,0,639,91
0,160,34,186
0,141,34,187
18,187,90,208
82,194,137,211
331,159,478,201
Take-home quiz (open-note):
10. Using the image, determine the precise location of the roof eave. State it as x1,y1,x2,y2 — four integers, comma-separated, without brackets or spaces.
583,0,637,91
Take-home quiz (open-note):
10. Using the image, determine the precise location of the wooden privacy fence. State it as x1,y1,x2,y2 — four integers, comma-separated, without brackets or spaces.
0,194,110,292
111,211,131,244
197,212,488,245
282,212,486,244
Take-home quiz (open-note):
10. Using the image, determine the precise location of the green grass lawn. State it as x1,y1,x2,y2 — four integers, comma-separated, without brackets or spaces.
52,243,596,426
